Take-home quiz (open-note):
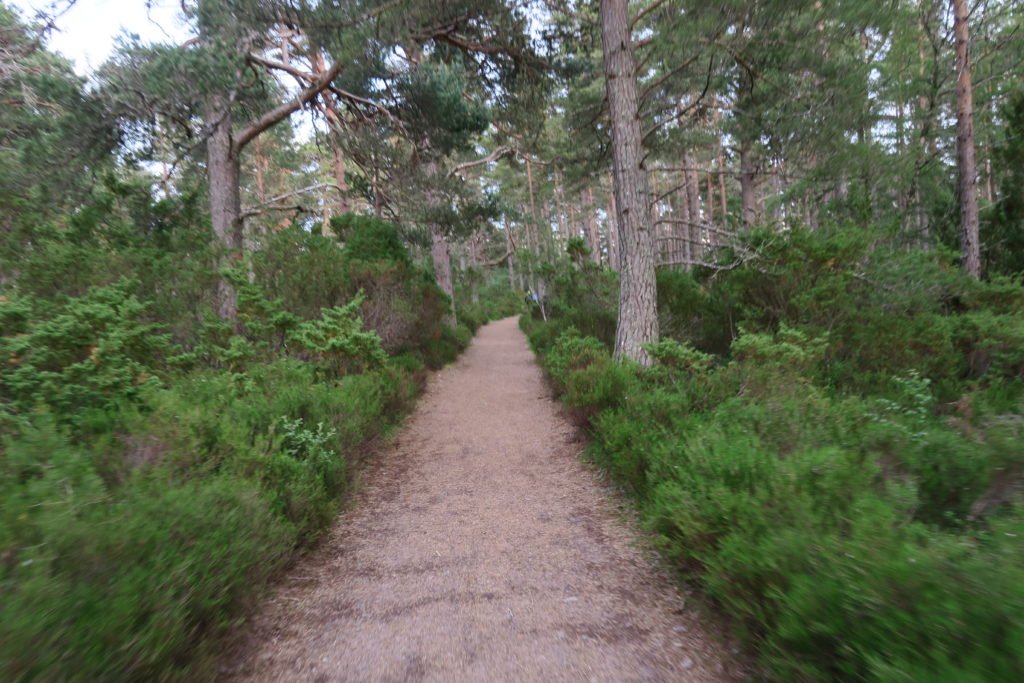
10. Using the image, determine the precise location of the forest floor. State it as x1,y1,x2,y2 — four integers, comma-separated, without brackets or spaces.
222,317,742,682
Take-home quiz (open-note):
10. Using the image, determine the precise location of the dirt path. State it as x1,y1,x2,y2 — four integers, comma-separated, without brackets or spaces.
223,317,740,682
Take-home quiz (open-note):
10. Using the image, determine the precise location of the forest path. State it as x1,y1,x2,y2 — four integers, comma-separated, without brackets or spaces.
223,317,739,682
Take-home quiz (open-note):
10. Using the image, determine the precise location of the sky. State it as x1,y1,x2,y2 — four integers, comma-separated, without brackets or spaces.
13,0,191,75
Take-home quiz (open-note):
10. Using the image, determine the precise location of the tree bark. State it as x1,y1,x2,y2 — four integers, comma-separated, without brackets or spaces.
312,52,351,217
503,217,517,289
676,180,692,269
952,0,981,278
205,93,242,322
424,159,456,323
706,166,715,227
601,0,658,365
606,186,620,271
431,223,456,323
584,186,601,264
554,169,569,250
253,136,267,204
739,144,757,228
717,151,727,223
202,50,341,322
684,151,702,262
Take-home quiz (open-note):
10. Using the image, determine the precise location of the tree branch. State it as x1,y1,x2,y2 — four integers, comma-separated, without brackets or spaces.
449,146,513,177
247,53,317,84
482,250,513,267
241,182,341,219
233,60,343,154
631,0,669,30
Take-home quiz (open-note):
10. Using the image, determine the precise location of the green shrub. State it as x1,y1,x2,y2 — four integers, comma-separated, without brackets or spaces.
0,420,292,681
0,348,428,681
287,295,387,377
333,213,410,263
0,143,465,680
528,278,1024,680
0,280,168,422
420,322,473,369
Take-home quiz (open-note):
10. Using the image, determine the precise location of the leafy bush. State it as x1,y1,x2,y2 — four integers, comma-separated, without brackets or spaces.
252,222,453,359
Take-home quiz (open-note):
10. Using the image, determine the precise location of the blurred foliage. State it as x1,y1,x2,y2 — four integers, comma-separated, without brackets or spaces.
523,222,1024,681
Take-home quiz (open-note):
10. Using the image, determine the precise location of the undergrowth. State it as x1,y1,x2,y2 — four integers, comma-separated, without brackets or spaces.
523,225,1024,682
0,208,508,680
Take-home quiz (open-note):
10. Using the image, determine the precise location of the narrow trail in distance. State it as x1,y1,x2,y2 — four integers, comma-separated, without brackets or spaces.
223,317,741,682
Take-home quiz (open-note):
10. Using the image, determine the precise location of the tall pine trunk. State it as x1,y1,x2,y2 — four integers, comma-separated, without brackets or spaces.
430,224,456,323
585,186,601,264
606,186,620,271
739,145,757,228
684,151,702,263
952,0,981,278
601,0,658,365
205,93,242,322
424,160,456,323
503,217,517,289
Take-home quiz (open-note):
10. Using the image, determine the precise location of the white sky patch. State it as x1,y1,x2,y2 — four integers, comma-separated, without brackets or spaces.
13,1,319,140
13,0,191,75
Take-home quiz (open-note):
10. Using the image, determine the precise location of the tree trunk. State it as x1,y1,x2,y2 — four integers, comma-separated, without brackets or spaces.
205,93,242,322
332,142,351,214
717,151,727,223
684,152,702,262
952,0,981,278
676,181,692,269
423,159,456,323
607,185,620,271
601,0,658,365
651,168,663,264
504,217,517,289
739,145,757,228
706,166,715,228
554,169,569,249
713,109,728,224
253,135,267,204
771,158,783,220
584,186,601,264
431,223,456,323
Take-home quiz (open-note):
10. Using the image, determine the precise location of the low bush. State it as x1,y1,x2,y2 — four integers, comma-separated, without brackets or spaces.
0,211,470,680
531,320,1024,681
0,352,422,680
456,274,524,333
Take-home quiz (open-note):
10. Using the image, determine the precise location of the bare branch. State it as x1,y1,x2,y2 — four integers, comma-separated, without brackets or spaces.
449,146,513,177
241,182,341,220
233,60,343,153
247,53,316,84
482,250,513,267
327,85,400,124
631,0,670,30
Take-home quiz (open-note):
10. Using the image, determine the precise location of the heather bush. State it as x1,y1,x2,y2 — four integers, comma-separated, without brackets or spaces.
0,199,470,679
529,265,1024,681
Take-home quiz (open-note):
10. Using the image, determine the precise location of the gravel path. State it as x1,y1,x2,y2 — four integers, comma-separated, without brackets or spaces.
223,317,740,682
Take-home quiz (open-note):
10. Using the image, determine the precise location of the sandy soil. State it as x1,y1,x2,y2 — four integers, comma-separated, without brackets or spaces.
222,317,742,682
